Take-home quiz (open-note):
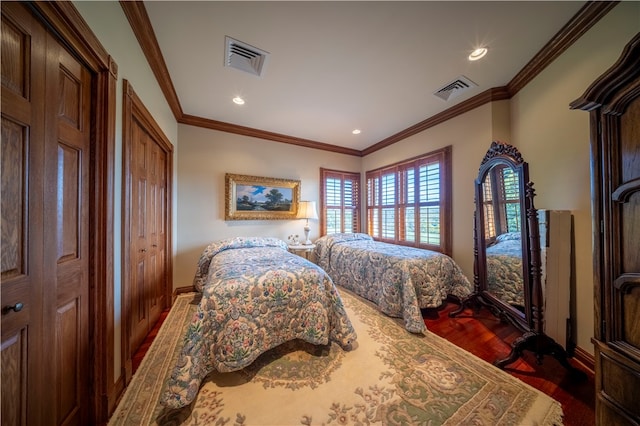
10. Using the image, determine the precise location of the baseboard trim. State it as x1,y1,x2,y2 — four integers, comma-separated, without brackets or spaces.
173,285,196,301
572,345,595,373
110,374,126,414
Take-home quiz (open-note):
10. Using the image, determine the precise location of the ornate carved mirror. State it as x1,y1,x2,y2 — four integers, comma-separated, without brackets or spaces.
452,141,585,378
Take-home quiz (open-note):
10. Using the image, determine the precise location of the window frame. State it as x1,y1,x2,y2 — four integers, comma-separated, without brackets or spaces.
365,146,452,255
319,168,361,236
483,164,521,242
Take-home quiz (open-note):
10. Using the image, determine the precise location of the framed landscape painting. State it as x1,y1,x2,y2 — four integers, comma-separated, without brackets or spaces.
225,173,301,220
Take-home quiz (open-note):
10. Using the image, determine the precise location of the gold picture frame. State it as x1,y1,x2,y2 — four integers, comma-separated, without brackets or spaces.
225,173,301,220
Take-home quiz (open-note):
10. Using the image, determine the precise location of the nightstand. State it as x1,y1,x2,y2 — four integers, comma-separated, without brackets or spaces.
288,243,316,260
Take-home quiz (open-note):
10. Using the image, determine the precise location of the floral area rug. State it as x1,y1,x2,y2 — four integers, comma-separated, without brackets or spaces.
109,288,563,425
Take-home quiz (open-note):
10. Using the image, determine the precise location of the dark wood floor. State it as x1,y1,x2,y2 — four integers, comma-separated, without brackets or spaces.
133,301,595,426
132,310,169,373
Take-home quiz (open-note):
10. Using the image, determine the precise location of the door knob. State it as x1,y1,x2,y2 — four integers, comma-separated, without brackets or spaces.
2,302,24,314
140,248,147,253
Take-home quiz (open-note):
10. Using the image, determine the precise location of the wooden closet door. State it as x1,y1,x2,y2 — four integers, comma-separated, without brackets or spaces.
44,31,92,425
1,5,46,423
1,3,92,424
122,80,172,381
147,140,167,327
129,119,167,356
130,123,151,354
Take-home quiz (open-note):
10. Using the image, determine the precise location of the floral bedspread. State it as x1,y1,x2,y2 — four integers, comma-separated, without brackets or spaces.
314,233,472,333
486,233,524,307
161,237,357,409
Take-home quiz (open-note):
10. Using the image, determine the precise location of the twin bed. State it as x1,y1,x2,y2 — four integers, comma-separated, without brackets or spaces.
161,234,471,409
314,233,472,333
161,237,356,408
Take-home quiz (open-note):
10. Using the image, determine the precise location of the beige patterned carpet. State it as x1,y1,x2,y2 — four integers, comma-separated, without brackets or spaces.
109,289,563,425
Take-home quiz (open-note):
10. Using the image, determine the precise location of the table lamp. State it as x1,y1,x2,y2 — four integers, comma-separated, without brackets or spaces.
296,201,318,245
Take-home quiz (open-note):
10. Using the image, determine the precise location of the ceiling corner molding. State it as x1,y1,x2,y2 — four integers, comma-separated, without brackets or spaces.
362,87,510,156
178,115,363,157
119,1,183,120
507,1,619,96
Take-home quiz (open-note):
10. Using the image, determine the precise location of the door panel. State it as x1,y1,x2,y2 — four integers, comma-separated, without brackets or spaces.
45,33,91,425
1,4,45,424
611,97,640,361
1,3,91,424
130,124,149,353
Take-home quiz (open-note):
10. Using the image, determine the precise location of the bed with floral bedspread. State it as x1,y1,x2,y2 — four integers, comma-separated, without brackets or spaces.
486,232,525,308
314,233,472,334
161,237,357,409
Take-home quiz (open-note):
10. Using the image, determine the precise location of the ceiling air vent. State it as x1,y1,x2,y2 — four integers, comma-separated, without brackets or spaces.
433,75,477,101
225,36,269,77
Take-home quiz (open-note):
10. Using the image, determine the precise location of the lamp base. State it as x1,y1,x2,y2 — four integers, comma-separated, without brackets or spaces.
303,225,311,245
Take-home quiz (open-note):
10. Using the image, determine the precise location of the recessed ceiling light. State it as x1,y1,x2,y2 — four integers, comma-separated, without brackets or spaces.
232,96,245,105
352,129,361,135
468,47,488,61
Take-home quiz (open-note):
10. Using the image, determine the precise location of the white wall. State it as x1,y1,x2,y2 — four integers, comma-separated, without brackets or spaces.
72,1,178,381
510,2,639,355
175,124,361,287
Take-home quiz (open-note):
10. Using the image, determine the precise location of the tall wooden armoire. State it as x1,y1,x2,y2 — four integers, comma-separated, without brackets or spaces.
571,33,640,425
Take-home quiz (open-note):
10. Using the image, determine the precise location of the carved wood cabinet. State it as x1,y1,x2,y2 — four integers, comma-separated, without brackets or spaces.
571,33,640,425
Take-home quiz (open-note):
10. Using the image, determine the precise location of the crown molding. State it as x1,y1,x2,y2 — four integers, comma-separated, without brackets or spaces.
507,1,619,96
119,1,183,119
179,114,362,157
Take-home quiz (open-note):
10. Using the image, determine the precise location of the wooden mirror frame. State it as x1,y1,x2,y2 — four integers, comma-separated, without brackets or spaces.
452,141,585,378
476,141,536,332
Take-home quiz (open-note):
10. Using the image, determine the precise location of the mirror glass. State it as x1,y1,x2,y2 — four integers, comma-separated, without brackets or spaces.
481,163,525,316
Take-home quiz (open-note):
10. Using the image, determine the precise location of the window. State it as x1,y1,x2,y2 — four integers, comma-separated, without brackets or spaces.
320,168,361,235
483,164,521,241
366,146,452,254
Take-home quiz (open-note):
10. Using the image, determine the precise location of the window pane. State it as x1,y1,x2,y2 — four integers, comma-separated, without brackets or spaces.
368,176,379,206
405,167,415,204
420,206,440,245
326,178,341,206
483,174,495,239
404,206,415,241
382,173,395,205
370,209,379,237
344,209,354,233
382,208,395,238
344,180,353,206
505,203,521,232
420,163,440,202
326,209,341,234
502,168,519,201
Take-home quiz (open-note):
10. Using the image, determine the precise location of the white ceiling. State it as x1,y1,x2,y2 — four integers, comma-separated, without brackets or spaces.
143,1,586,151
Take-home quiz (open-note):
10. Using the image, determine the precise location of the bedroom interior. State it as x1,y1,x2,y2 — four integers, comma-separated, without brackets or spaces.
1,1,638,425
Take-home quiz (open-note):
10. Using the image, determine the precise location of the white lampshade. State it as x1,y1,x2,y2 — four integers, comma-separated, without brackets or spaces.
296,201,318,220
